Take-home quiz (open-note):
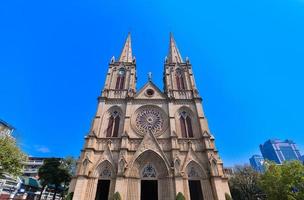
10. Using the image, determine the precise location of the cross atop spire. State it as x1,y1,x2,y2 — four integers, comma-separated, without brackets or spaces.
167,33,183,63
119,33,133,63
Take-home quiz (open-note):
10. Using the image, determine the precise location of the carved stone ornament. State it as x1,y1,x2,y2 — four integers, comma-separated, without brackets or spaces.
188,166,199,178
131,105,168,137
142,163,157,178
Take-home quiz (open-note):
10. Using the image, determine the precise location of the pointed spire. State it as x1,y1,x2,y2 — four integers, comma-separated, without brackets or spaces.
119,33,133,63
168,33,183,63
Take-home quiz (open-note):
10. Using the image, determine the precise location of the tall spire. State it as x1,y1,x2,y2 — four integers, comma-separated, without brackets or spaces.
168,33,183,63
119,33,133,63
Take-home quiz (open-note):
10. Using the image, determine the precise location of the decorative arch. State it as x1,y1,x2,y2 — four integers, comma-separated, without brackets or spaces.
185,161,207,179
127,150,170,178
92,160,115,179
175,67,186,90
102,106,124,138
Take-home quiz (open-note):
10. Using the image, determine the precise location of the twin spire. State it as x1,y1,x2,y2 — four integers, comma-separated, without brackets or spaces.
168,33,183,63
118,33,184,64
119,33,133,62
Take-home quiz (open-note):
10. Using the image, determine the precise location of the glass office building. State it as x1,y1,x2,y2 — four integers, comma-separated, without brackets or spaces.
260,139,302,164
249,155,265,173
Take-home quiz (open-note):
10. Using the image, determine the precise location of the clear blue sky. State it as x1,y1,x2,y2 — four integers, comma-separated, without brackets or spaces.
1,0,304,166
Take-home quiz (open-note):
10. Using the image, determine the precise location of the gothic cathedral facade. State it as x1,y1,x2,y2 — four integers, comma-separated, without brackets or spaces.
70,34,230,200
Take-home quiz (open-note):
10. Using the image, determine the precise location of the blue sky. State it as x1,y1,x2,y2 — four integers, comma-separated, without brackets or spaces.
1,0,304,166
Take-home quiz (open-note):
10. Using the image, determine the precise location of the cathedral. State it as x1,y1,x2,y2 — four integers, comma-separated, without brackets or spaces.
69,33,230,200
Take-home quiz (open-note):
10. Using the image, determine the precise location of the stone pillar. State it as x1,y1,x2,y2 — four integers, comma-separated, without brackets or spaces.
72,176,88,200
86,178,98,200
210,177,230,200
127,178,140,200
114,177,128,200
159,177,174,200
201,179,214,200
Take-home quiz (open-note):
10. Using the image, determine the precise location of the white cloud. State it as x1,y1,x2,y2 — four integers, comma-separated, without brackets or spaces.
34,145,50,153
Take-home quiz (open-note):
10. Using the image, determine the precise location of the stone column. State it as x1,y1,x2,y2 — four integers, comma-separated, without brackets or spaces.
127,178,140,200
114,177,128,200
72,176,88,200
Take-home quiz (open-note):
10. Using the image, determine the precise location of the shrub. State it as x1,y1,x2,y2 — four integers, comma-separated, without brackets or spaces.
225,193,232,200
112,192,121,200
176,192,185,200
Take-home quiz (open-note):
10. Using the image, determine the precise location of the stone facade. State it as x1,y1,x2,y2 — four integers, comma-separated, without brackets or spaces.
70,33,230,200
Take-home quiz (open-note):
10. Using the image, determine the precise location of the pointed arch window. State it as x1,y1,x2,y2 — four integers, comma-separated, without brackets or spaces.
106,111,120,137
115,68,125,90
180,111,193,138
175,68,186,90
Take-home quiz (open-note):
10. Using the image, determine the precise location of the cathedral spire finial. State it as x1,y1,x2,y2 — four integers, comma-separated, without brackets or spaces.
119,33,133,63
168,33,183,63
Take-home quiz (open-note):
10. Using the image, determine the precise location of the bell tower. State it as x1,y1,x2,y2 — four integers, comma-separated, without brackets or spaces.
102,33,137,98
164,33,199,99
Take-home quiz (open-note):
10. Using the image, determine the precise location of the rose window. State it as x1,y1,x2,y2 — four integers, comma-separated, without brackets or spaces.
131,105,168,136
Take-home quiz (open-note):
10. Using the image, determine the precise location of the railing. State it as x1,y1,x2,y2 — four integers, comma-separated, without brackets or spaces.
103,90,128,99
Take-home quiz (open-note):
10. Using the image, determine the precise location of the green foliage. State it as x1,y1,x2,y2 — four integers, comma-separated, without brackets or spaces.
38,158,72,200
176,192,185,200
112,192,121,200
65,192,73,200
225,193,232,200
259,160,304,200
62,156,77,176
228,165,265,200
0,136,26,176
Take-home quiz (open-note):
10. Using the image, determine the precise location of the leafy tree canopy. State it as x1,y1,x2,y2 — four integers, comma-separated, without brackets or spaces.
38,157,73,200
0,136,26,177
259,160,304,200
229,165,265,200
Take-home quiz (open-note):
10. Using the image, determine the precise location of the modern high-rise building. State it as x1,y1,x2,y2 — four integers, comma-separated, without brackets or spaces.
69,33,231,200
249,155,265,173
259,139,302,164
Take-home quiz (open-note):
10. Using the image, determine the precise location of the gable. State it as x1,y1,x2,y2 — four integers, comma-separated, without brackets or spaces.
134,81,167,100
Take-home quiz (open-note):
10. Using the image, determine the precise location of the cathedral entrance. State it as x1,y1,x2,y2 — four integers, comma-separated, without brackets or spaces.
188,180,204,200
140,180,158,200
95,180,110,200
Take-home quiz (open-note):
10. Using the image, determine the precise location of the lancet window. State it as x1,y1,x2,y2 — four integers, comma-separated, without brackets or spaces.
175,68,186,90
106,111,120,137
115,68,125,90
180,111,193,138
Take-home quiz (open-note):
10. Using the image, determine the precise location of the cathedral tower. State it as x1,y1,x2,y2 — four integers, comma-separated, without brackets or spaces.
70,34,230,200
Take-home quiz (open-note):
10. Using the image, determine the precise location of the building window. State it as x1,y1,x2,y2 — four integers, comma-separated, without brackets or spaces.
175,68,186,90
106,111,120,137
115,68,125,90
180,111,193,138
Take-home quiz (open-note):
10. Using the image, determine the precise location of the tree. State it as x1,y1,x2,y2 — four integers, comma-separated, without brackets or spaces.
38,158,72,200
0,136,26,177
259,160,304,200
60,156,76,198
228,165,265,200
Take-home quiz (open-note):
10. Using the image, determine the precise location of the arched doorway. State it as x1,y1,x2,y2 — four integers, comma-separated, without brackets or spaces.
94,161,115,200
140,163,158,200
127,150,172,200
186,161,205,200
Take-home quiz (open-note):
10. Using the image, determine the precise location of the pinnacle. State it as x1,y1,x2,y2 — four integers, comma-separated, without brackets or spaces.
119,33,133,63
167,33,183,63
